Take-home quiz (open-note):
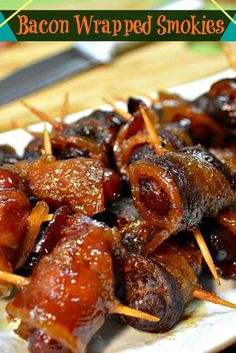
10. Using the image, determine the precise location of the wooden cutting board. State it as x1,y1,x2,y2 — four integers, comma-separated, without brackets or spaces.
0,41,235,131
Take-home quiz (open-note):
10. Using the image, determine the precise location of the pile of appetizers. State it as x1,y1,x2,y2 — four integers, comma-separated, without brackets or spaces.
0,77,236,353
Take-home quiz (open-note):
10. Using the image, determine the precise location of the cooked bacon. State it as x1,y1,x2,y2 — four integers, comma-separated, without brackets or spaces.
114,110,192,180
0,168,30,296
24,135,109,166
207,78,236,128
7,216,119,353
152,91,226,147
10,157,121,216
1,76,236,352
0,145,21,166
28,329,72,353
129,146,235,241
98,197,163,255
120,240,202,332
71,110,125,148
18,206,73,276
211,148,236,178
203,220,236,279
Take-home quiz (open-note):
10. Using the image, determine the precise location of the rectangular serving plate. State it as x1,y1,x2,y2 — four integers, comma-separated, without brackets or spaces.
0,69,236,353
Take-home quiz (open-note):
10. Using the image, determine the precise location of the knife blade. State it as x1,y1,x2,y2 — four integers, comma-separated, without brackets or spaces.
0,48,101,106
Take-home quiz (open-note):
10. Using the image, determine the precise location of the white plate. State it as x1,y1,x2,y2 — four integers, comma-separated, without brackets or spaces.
0,69,236,353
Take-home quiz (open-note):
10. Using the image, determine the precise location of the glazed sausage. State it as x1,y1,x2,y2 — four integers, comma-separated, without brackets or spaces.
129,146,235,238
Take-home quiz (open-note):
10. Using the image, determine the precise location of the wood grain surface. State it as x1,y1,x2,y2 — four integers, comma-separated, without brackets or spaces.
0,41,235,131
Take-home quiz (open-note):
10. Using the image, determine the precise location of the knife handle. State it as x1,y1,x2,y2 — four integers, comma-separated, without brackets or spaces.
74,41,144,63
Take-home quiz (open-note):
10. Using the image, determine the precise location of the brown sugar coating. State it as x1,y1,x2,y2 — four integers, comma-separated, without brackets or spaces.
7,216,117,353
152,91,225,147
11,157,120,216
120,241,201,332
0,168,30,296
202,216,236,279
129,146,235,237
114,111,192,180
207,78,236,128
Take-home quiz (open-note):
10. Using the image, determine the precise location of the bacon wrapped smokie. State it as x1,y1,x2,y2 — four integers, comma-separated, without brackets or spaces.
0,168,30,296
10,156,121,216
202,218,236,279
7,216,156,353
210,148,236,178
114,107,192,179
120,240,202,332
129,145,235,242
70,109,125,148
23,105,124,167
95,197,140,228
207,78,236,129
18,206,74,276
0,145,21,166
7,216,119,353
23,135,109,166
151,92,226,147
96,197,162,255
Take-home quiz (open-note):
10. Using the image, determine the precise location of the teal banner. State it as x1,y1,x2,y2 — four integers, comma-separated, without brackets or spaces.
0,12,17,41
220,13,236,41
0,10,235,41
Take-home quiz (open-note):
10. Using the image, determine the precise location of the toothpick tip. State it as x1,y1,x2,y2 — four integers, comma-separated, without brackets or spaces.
103,97,131,120
0,271,29,288
193,228,221,286
193,288,236,310
114,302,159,322
43,125,53,156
